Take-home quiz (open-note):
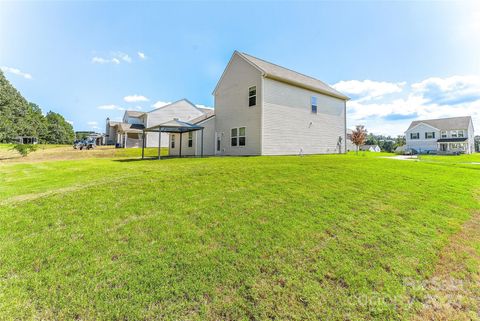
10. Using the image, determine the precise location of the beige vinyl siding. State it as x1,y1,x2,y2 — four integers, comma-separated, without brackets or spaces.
405,123,440,152
145,100,204,148
214,54,263,155
168,117,216,156
262,78,346,155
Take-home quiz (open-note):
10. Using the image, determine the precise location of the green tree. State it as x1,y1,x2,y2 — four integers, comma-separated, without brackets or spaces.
44,111,75,144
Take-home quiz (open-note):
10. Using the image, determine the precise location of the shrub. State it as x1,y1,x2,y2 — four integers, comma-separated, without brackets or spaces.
11,144,38,157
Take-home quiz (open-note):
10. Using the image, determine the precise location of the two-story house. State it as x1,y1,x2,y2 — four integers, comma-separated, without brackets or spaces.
105,99,212,148
405,116,475,154
166,51,349,157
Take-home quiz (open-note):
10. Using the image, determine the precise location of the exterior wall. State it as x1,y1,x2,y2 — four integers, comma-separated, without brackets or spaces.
262,78,346,155
145,100,205,148
468,120,475,154
214,54,263,155
168,117,216,156
405,123,440,152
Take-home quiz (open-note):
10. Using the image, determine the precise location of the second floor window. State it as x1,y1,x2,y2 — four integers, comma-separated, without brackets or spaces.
458,130,464,138
311,96,317,113
441,131,447,138
188,132,193,147
410,132,419,139
425,132,435,139
248,86,256,107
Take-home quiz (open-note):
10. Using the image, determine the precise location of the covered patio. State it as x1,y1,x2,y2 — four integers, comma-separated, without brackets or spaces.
437,138,469,154
142,119,204,159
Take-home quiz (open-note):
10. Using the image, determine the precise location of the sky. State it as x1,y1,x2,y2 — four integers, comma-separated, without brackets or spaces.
1,1,479,135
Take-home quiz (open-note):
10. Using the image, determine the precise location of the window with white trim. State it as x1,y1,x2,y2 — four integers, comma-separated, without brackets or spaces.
451,130,458,138
425,132,435,139
248,86,256,107
441,131,447,138
231,127,246,147
458,130,464,138
311,96,317,113
188,132,193,147
410,132,420,139
171,135,175,148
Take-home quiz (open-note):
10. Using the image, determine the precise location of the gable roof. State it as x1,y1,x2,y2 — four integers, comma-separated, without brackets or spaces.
360,145,380,151
148,98,209,115
189,109,215,124
233,51,349,100
125,110,145,118
407,116,472,131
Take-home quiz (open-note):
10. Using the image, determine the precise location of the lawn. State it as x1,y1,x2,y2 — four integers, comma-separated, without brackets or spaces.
0,152,479,320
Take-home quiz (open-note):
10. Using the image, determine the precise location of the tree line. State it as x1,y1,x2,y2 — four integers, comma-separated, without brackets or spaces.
0,70,75,144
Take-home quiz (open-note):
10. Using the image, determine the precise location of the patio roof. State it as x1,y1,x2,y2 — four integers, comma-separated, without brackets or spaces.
437,138,468,143
145,119,204,133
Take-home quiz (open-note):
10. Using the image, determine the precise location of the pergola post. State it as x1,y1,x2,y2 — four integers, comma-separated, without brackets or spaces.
179,132,182,158
201,128,204,157
158,128,162,160
124,133,127,148
141,130,145,159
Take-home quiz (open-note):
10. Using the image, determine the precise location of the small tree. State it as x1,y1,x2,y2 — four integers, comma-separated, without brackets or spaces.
351,125,367,155
11,144,38,157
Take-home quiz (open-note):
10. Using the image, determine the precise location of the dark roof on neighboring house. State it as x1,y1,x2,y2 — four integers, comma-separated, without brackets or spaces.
437,138,468,143
125,110,145,118
226,52,349,100
407,116,472,131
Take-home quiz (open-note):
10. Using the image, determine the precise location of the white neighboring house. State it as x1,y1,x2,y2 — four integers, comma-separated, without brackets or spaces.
212,51,349,156
405,116,475,154
105,99,212,148
346,129,357,152
359,145,381,152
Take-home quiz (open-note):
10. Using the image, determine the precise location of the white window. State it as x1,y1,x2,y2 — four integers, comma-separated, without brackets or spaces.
410,132,420,139
248,86,256,107
231,127,246,147
441,131,447,138
458,130,464,138
425,132,435,139
171,135,175,148
311,96,317,113
451,130,458,138
188,132,193,147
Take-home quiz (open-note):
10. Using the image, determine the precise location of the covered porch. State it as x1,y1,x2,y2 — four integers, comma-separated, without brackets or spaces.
437,138,468,154
142,119,204,159
114,123,145,148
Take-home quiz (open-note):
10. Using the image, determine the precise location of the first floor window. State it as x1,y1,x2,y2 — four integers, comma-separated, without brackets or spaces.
231,128,238,146
311,96,317,113
171,135,175,148
231,127,246,146
217,136,221,151
425,132,435,139
410,132,419,139
239,127,246,146
248,86,256,107
188,132,193,147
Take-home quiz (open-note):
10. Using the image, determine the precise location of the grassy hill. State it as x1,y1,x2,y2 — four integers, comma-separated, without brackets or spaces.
0,148,479,320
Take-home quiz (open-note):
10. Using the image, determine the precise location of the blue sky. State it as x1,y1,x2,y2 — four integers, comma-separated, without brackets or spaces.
1,1,479,135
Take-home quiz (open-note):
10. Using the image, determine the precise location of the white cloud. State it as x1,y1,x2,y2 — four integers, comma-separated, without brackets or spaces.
124,95,149,103
66,120,74,126
92,57,120,65
87,121,98,126
152,101,171,109
114,52,131,63
92,52,131,64
341,76,480,136
333,79,405,102
138,52,146,60
97,104,120,110
1,66,33,79
196,104,214,109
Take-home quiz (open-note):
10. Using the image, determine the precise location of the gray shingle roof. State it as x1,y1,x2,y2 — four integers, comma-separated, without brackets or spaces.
125,110,145,117
238,52,349,100
407,116,472,131
190,109,215,124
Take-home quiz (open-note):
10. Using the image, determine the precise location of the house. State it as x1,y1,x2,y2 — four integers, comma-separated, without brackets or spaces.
359,144,381,152
105,99,212,148
405,116,475,154
211,51,349,156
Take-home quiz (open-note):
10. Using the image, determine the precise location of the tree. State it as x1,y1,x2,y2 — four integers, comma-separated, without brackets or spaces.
351,125,367,154
44,111,75,144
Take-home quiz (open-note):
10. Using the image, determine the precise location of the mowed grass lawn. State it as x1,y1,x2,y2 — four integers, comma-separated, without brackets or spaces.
0,150,479,320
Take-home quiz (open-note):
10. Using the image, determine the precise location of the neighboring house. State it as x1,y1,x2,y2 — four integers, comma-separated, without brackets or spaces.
105,99,213,148
405,116,475,154
359,145,381,152
212,51,349,156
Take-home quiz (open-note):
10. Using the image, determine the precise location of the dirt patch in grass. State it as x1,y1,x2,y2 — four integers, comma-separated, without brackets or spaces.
412,210,480,321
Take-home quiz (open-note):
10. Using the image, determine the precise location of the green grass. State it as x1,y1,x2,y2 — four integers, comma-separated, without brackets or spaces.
0,153,479,320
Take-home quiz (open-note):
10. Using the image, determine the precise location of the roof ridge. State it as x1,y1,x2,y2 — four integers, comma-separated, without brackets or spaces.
240,52,345,97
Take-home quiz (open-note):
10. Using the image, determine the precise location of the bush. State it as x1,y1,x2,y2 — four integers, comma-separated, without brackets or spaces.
11,144,38,157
